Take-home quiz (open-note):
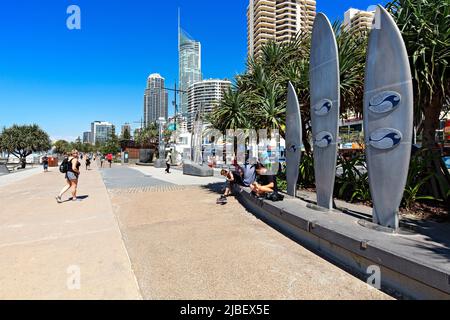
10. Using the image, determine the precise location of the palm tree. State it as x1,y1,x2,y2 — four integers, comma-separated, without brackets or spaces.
335,23,367,119
387,0,450,200
208,87,251,132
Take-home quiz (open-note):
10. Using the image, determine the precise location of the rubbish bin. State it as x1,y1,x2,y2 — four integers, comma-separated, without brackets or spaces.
48,157,58,167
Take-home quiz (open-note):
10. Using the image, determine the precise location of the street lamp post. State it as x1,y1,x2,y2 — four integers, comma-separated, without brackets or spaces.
163,83,187,130
155,117,167,168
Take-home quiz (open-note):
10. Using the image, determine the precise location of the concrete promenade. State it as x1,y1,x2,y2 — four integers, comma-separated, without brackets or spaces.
0,163,141,299
0,162,392,299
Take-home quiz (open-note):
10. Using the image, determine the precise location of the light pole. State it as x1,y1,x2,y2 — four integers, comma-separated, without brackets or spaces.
155,117,167,168
163,83,187,130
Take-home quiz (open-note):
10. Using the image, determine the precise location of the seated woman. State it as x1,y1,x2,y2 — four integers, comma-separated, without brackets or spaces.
250,163,278,197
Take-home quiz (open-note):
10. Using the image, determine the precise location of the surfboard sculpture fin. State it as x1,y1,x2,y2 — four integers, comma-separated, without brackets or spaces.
363,6,414,230
309,13,340,210
286,82,302,197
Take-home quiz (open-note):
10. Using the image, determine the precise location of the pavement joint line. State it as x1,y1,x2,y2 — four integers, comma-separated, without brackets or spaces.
99,167,145,300
0,227,115,249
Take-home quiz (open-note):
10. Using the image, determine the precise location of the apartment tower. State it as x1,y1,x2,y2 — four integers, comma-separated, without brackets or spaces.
247,0,316,58
187,79,231,132
144,73,168,126
343,8,375,33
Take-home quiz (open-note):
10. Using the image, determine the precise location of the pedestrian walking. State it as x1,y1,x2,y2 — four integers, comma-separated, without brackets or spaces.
42,154,49,172
85,155,91,170
107,153,113,168
56,149,81,203
100,154,105,168
165,149,172,174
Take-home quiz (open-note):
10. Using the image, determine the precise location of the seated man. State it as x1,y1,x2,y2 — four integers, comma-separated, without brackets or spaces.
250,163,278,197
238,162,256,187
217,169,242,204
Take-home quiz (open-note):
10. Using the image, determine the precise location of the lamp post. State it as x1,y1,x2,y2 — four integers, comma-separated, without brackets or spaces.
155,117,167,168
163,83,187,130
158,117,166,159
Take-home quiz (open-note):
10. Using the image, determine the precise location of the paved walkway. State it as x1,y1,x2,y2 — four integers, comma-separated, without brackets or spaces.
0,163,392,299
0,163,141,299
0,167,41,188
107,166,392,300
131,165,224,186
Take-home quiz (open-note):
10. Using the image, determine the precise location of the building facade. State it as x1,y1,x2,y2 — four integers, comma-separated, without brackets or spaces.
144,73,168,126
83,132,92,144
121,123,132,138
247,0,316,58
91,121,114,144
343,8,375,32
179,29,202,117
187,79,231,132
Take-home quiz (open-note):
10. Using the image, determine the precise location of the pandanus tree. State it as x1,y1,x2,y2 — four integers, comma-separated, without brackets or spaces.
387,0,450,200
0,124,51,168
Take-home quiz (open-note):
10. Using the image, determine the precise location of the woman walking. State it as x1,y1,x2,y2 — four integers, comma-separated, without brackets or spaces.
56,150,81,203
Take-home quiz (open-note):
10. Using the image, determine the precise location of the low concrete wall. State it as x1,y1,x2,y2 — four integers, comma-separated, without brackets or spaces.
235,186,450,300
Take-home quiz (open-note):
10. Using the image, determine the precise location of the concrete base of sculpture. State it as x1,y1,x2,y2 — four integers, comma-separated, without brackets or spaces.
136,162,153,167
234,185,450,299
139,149,154,164
0,164,9,175
183,162,213,177
154,159,166,168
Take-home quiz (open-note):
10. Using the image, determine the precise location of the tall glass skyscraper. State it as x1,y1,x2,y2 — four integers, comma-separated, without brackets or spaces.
179,28,202,117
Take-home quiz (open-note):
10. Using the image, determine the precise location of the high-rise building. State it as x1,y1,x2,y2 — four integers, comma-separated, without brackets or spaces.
343,8,375,32
179,28,202,117
121,123,132,138
187,79,231,132
144,73,168,126
83,132,92,144
247,0,316,58
91,121,114,144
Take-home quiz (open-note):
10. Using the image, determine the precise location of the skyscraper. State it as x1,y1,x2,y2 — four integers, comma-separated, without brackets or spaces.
144,73,168,126
179,24,202,117
187,79,231,132
247,0,316,58
343,8,375,33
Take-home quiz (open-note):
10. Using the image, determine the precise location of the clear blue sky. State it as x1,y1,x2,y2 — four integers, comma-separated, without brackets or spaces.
0,0,386,141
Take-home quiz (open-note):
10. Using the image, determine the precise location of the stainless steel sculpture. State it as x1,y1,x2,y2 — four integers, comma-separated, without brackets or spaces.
286,82,302,197
364,6,413,229
309,13,340,210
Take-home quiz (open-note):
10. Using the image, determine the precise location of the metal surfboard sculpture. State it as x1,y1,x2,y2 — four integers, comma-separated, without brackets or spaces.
286,81,302,197
364,6,413,229
309,13,340,210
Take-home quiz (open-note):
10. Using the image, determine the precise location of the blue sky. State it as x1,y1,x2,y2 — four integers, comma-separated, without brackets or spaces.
0,0,386,141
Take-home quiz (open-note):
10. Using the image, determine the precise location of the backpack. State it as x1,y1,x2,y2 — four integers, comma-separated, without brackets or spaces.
59,158,70,173
266,191,284,202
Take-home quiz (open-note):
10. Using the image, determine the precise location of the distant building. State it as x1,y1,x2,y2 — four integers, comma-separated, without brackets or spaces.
83,131,92,144
247,0,317,58
91,121,114,144
121,123,132,138
343,8,375,32
187,79,231,132
144,73,168,126
179,28,202,117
